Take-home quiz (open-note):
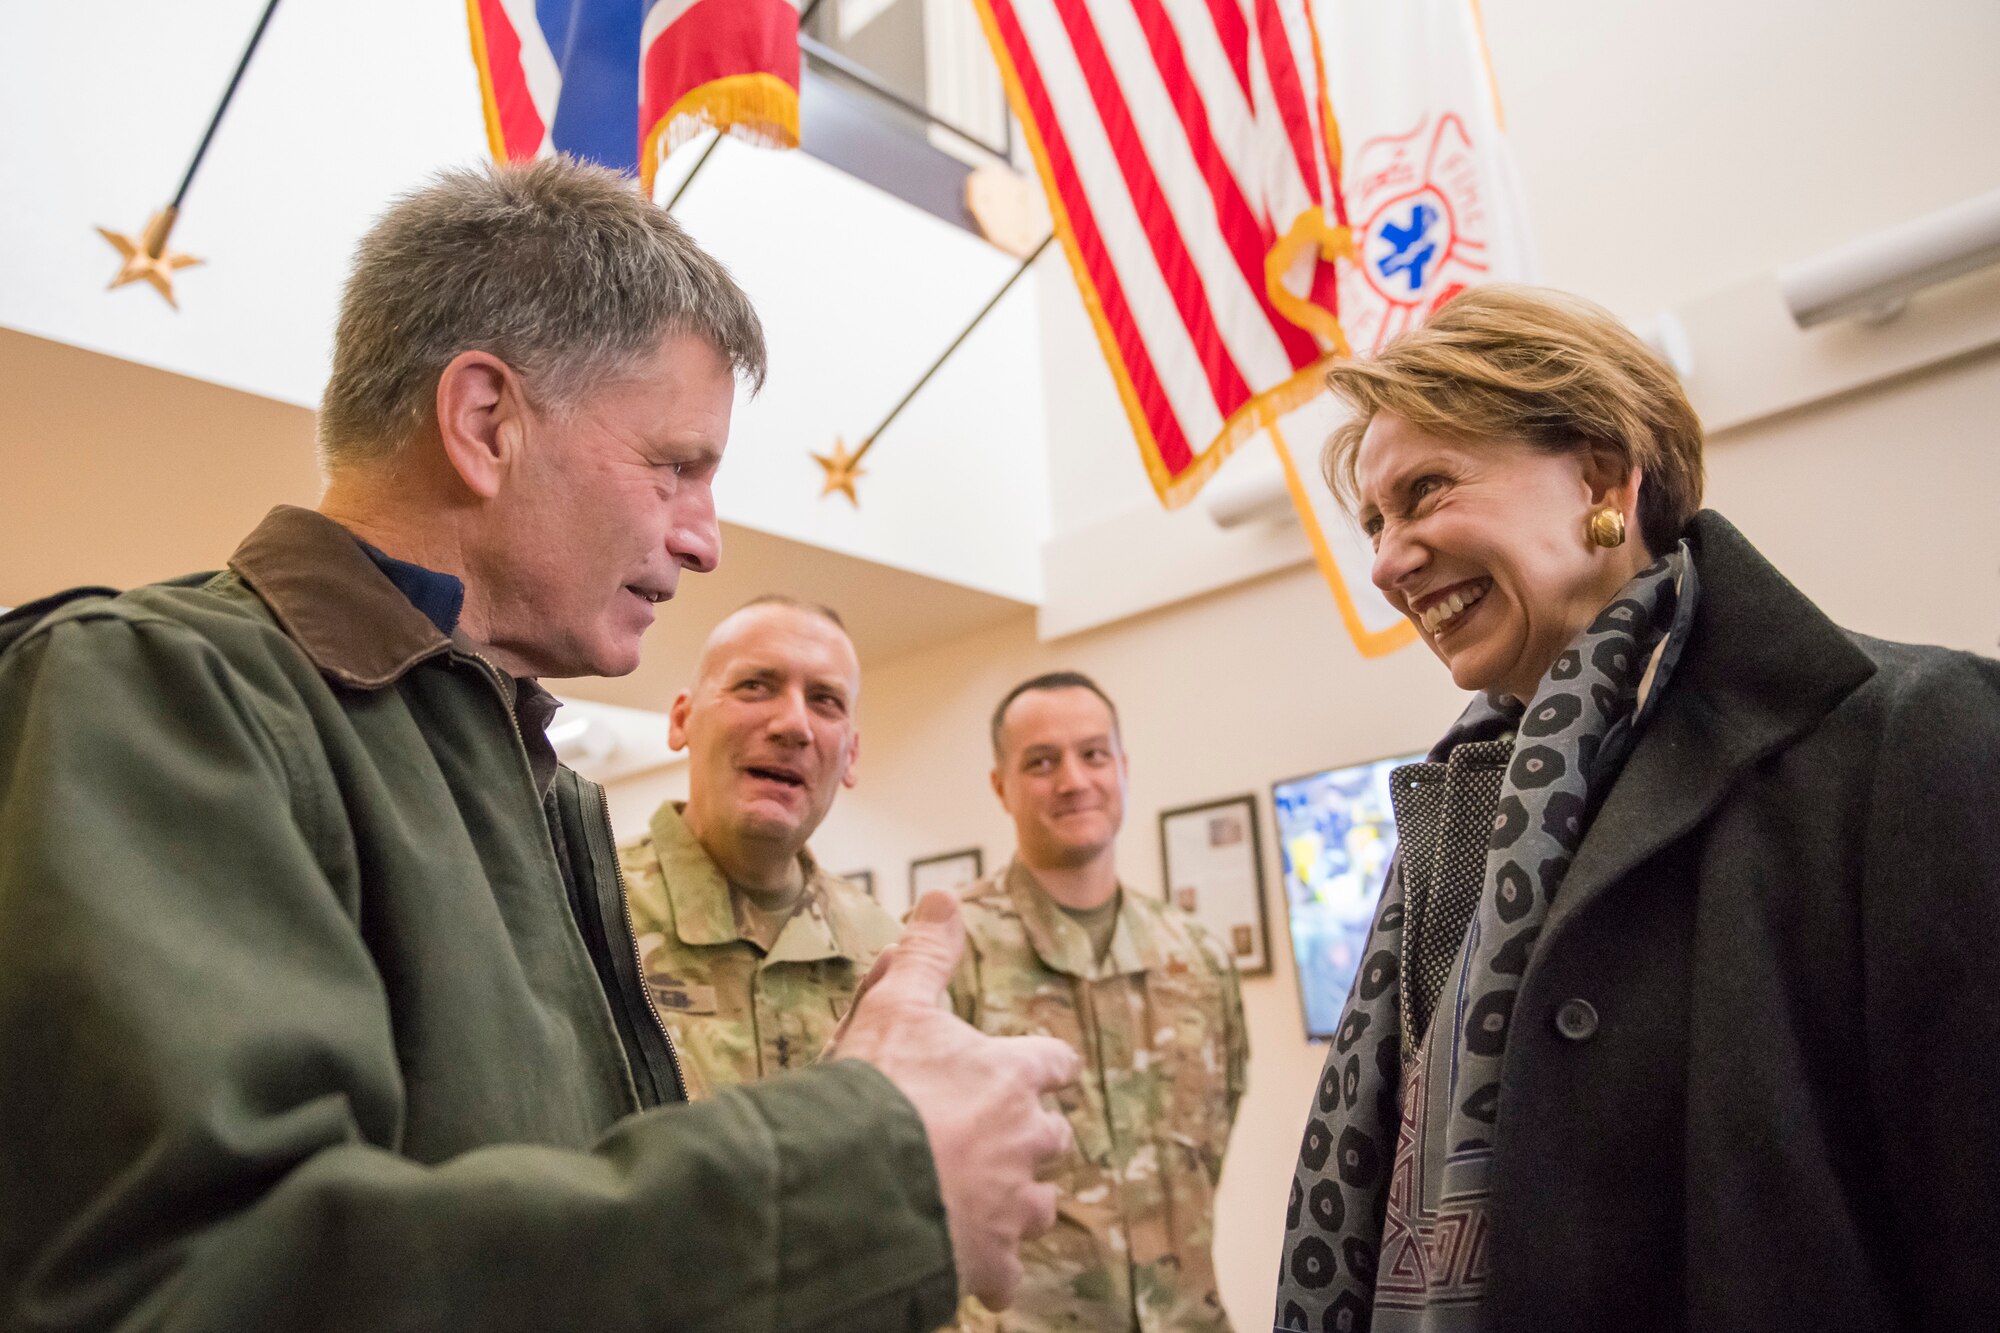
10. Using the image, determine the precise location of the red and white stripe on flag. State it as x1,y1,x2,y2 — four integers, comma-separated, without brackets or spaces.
467,0,562,162
637,0,802,193
973,0,1355,509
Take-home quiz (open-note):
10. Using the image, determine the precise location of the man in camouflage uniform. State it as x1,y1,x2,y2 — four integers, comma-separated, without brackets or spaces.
951,671,1248,1332
621,596,899,1099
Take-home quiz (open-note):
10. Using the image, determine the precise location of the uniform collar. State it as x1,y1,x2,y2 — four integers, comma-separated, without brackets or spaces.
649,802,847,964
1003,859,1168,979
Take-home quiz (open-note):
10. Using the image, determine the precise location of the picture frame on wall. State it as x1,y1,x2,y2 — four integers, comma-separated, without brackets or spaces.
909,848,983,902
1158,793,1271,977
842,869,876,900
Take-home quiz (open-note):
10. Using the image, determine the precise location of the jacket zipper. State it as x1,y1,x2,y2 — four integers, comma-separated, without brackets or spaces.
460,649,687,1103
596,780,689,1102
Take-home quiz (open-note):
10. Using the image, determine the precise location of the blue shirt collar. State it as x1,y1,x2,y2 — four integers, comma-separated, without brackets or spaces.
355,540,464,638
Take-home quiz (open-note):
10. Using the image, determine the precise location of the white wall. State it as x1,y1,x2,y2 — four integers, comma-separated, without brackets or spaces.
606,344,2000,1327
1486,0,2000,318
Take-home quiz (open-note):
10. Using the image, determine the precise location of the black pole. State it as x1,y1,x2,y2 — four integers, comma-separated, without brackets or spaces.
170,0,283,210
852,231,1052,463
663,134,722,212
668,0,829,212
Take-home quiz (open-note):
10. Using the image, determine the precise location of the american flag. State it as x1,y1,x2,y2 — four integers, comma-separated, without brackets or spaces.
972,0,1352,508
467,0,803,195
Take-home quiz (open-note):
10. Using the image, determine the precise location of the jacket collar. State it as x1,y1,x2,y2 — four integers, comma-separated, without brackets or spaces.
1003,859,1168,979
229,505,565,791
648,802,846,963
228,505,452,689
1544,510,1877,944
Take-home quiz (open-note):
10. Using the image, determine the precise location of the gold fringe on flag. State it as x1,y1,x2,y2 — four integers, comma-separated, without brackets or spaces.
640,72,800,196
1263,405,1419,659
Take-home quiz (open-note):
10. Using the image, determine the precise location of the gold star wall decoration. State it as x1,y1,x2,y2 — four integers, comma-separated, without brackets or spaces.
97,206,203,309
812,437,867,506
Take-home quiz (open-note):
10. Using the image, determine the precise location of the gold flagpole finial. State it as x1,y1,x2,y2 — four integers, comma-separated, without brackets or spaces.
812,437,867,506
97,205,203,309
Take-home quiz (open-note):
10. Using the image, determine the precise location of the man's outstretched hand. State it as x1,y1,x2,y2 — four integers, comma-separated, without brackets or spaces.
829,890,1079,1311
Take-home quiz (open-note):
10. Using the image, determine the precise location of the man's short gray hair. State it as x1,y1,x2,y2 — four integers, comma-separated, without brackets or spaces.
317,156,766,468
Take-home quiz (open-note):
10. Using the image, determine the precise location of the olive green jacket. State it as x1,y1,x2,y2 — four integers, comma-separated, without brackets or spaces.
623,802,901,1099
0,506,956,1333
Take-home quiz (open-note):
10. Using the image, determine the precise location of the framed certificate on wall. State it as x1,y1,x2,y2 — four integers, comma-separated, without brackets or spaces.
1158,793,1270,976
909,847,983,906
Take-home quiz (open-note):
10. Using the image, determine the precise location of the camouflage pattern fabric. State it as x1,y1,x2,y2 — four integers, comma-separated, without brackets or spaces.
621,802,901,1100
948,862,1248,1332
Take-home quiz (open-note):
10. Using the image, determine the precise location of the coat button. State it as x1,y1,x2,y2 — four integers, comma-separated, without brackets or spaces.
1554,998,1599,1042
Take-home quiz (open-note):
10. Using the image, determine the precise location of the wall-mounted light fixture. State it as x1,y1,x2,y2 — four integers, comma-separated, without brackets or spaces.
1777,187,2000,329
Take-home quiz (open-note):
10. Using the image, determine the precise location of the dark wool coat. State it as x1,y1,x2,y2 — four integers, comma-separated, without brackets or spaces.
1425,511,2000,1331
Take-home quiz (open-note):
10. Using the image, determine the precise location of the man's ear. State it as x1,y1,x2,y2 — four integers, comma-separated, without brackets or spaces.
435,350,525,500
667,690,694,753
841,733,862,789
989,766,1005,805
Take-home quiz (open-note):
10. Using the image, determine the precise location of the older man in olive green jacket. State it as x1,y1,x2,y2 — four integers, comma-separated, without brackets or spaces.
0,160,1077,1333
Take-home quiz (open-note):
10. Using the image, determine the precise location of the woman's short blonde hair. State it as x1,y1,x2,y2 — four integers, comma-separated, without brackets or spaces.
1322,285,1705,553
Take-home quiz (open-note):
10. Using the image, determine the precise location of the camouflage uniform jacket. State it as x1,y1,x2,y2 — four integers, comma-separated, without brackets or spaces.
621,801,901,1099
949,861,1249,1332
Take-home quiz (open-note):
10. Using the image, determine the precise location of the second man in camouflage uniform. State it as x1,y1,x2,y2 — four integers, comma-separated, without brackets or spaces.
620,596,899,1099
951,671,1249,1332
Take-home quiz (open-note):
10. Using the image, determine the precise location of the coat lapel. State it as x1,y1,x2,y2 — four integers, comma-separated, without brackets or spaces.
1542,512,1878,946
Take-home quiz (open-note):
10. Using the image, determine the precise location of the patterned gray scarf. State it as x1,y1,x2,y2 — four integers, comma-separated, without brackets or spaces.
1275,546,1699,1332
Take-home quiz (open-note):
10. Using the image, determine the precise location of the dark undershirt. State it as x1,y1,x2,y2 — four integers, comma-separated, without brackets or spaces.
357,539,559,793
1059,888,1122,964
356,539,464,636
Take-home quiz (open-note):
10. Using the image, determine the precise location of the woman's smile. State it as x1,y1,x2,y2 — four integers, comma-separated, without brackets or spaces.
1414,578,1492,636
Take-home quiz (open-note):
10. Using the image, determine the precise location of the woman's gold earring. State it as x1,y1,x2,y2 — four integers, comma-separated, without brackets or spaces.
1588,507,1627,549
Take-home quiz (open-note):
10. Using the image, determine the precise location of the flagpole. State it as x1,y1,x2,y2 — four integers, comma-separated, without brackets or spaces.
855,231,1052,458
172,0,284,210
813,231,1052,503
94,0,283,307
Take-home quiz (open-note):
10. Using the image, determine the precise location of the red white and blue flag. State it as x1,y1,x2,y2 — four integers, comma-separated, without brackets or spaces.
467,0,803,195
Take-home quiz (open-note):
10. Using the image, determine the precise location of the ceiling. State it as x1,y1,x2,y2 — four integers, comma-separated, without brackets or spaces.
0,328,1033,712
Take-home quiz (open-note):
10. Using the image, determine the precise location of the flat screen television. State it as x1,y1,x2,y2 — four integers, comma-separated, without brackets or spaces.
1273,751,1425,1040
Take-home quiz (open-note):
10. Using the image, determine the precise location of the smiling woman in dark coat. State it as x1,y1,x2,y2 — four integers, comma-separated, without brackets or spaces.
1272,285,2000,1333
